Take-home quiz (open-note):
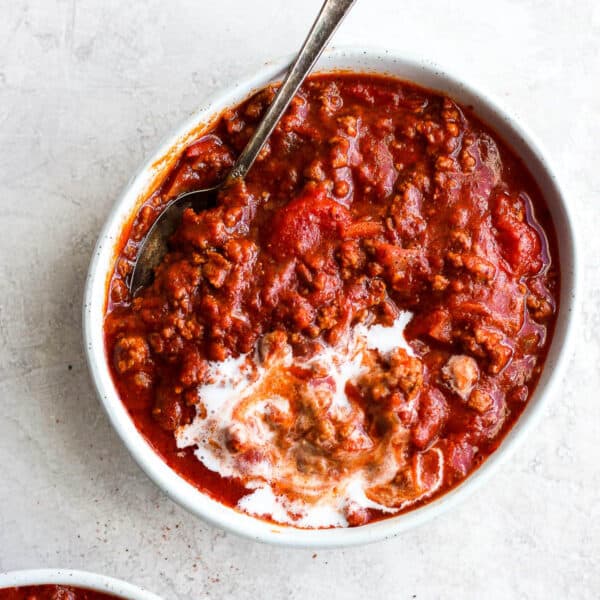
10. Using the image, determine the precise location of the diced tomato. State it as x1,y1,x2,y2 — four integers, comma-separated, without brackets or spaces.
265,187,350,260
492,193,542,275
411,387,448,450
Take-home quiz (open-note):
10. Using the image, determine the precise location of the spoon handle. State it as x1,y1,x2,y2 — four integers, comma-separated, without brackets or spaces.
225,0,357,184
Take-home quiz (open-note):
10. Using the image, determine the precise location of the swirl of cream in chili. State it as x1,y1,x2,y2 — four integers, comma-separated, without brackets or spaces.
105,74,559,528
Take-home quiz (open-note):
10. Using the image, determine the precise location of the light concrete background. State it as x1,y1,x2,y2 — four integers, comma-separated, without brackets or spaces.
0,1,598,598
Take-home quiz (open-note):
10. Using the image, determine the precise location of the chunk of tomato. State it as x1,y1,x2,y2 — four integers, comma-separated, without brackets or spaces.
266,187,350,260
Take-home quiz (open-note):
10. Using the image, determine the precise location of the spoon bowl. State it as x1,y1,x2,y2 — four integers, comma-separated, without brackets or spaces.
130,187,218,294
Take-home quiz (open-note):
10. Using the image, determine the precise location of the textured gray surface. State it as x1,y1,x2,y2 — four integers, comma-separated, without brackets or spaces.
0,1,598,598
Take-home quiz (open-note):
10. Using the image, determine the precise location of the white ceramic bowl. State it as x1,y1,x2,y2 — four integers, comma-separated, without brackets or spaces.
0,569,161,599
83,47,579,547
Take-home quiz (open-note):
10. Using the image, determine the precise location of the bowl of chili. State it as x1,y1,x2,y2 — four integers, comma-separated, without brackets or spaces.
0,570,161,599
83,47,578,546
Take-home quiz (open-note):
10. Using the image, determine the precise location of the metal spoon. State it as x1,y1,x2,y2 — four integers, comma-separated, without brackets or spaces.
130,0,357,294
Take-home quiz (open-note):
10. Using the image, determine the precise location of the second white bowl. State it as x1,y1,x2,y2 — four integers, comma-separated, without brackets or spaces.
0,569,161,599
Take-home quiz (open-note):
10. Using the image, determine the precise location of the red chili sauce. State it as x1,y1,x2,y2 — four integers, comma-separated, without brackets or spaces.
0,586,120,600
104,74,559,527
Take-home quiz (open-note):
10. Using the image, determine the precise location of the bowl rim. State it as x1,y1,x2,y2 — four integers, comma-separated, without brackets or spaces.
0,569,162,599
83,45,580,548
